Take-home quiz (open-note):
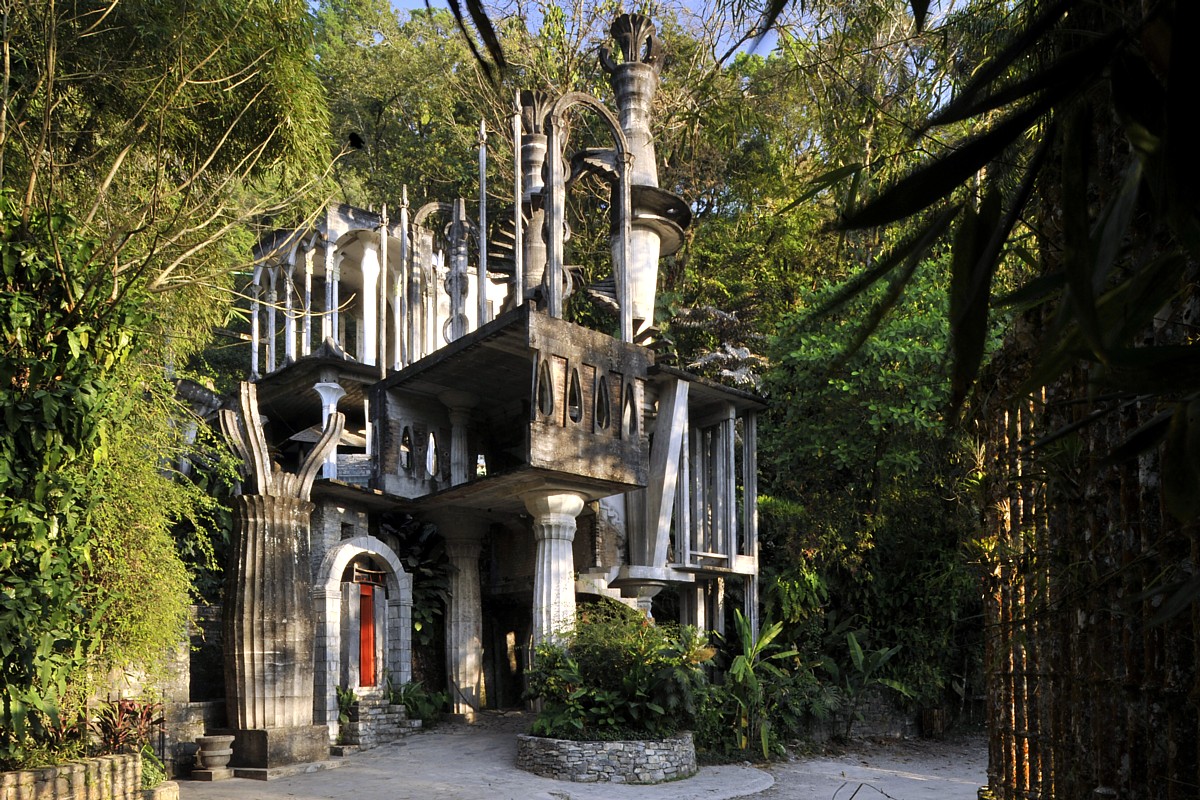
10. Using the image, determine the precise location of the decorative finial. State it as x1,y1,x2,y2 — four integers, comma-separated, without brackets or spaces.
599,14,662,74
520,90,553,135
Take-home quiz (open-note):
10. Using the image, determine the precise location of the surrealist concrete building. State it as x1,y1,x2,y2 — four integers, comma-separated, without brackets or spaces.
197,13,763,775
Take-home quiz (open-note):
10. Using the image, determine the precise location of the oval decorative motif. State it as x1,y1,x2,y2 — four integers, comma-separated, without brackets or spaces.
567,367,583,424
595,375,611,430
400,426,413,472
537,358,555,418
621,382,637,437
426,431,439,477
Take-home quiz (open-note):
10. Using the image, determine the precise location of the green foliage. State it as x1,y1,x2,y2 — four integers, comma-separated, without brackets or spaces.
335,685,356,726
820,630,912,739
89,698,165,788
696,611,804,760
380,514,452,648
387,681,449,727
758,256,986,712
89,698,163,757
525,602,713,741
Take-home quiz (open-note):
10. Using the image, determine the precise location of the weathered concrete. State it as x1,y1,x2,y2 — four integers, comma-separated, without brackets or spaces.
218,382,344,769
523,491,588,645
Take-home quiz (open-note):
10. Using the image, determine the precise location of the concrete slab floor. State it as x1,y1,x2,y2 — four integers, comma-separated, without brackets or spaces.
175,716,986,800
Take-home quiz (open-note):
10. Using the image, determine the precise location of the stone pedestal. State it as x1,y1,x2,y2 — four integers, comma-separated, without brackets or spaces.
523,491,587,646
210,725,331,777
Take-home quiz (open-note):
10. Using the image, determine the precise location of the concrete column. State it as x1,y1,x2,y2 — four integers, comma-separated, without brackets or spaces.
432,511,488,721
439,390,477,486
313,380,346,480
217,382,343,771
250,265,262,378
312,587,342,741
284,256,297,364
303,246,315,356
265,268,278,373
360,237,380,367
522,490,587,646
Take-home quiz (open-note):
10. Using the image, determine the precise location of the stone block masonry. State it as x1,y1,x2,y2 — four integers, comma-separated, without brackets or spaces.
516,733,696,784
338,696,421,751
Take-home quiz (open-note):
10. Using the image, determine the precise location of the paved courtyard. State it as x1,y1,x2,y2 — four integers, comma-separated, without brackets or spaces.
175,713,986,800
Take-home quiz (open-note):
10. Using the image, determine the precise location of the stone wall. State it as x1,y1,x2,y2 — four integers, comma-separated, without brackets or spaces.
0,754,142,800
516,733,697,784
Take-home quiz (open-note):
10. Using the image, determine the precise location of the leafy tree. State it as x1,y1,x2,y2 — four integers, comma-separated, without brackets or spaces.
760,257,985,709
0,0,329,766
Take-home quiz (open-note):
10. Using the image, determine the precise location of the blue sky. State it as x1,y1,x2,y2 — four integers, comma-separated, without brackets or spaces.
388,0,777,59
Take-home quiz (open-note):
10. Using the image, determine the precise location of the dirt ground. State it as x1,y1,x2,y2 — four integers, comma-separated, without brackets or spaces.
758,733,988,800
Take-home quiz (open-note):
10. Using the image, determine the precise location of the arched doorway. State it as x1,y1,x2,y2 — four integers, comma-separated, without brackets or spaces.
314,535,412,741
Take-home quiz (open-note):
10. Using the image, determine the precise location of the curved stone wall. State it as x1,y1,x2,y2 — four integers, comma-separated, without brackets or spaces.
516,732,696,784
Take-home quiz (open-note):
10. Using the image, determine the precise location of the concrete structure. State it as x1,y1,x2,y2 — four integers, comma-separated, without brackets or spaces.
197,12,762,771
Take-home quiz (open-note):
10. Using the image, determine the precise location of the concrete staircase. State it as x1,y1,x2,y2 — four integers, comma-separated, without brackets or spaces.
333,694,422,755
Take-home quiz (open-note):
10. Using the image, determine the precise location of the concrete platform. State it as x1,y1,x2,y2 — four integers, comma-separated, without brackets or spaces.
175,712,988,800
177,713,772,800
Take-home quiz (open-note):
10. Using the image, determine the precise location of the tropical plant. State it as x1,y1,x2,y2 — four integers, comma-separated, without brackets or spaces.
695,609,839,760
388,680,449,727
525,601,713,741
820,631,912,739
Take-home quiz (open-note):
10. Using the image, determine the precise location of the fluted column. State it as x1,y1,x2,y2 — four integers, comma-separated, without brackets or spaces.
219,382,344,768
225,494,316,729
433,511,487,721
523,491,587,646
439,390,477,487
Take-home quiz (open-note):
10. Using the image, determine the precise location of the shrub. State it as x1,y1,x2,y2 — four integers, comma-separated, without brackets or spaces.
525,601,713,741
695,610,840,761
388,680,448,727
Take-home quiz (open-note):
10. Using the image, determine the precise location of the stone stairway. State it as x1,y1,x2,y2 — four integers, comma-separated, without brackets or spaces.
334,694,422,755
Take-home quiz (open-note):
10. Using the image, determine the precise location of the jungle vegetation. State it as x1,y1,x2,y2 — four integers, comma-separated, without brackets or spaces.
5,1,1195,795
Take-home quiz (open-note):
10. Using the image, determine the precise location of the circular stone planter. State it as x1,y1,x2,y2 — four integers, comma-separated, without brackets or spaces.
194,734,235,769
516,732,697,784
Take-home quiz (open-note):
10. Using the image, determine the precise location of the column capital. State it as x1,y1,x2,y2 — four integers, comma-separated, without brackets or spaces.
522,490,587,521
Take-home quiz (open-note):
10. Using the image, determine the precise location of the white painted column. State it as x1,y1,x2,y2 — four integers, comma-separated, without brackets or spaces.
284,255,297,364
323,240,335,343
432,512,487,721
523,490,587,646
303,246,315,356
313,381,346,480
250,265,262,378
265,268,278,373
360,237,380,367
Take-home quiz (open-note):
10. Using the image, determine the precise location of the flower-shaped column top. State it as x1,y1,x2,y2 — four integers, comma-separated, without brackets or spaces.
220,381,344,500
600,14,662,189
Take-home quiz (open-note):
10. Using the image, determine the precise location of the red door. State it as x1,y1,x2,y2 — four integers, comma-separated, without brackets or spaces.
359,584,375,687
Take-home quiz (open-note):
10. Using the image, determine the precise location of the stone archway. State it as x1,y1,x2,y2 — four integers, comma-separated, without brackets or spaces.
313,535,412,741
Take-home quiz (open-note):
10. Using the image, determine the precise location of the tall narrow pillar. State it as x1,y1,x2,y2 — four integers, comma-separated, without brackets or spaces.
303,246,315,356
439,390,477,486
313,379,346,480
430,510,488,721
360,237,380,367
522,490,587,646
